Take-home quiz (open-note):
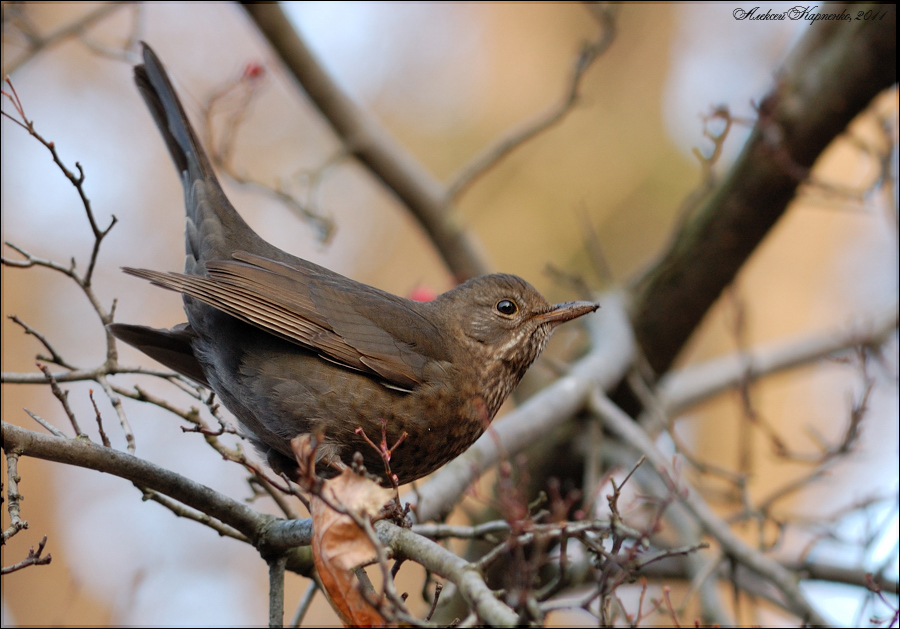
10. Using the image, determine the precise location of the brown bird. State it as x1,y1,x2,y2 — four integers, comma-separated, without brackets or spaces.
110,43,599,485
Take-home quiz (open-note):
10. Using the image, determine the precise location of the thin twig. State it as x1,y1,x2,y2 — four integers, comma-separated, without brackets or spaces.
289,580,319,627
0,535,52,575
2,365,188,384
140,489,248,542
95,374,135,454
89,390,112,447
249,475,302,521
202,61,335,241
7,315,74,369
590,391,828,626
22,409,67,438
426,582,443,622
445,4,617,202
37,363,84,438
1,78,117,288
411,520,511,541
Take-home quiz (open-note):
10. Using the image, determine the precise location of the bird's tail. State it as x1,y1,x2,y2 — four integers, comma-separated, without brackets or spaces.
134,42,218,191
134,42,271,263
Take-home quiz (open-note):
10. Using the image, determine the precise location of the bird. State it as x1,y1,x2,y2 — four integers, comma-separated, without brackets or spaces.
109,43,600,485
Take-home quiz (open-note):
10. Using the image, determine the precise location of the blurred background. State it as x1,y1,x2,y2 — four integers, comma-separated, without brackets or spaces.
2,3,897,626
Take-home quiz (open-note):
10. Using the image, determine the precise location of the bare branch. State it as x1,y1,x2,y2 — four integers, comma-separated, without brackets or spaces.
631,4,897,375
377,520,520,626
249,476,302,522
445,4,616,202
590,391,829,626
140,489,247,542
2,365,184,385
267,554,286,628
37,363,85,438
7,315,74,369
1,421,272,545
95,373,135,454
657,300,898,416
89,390,112,447
1,78,118,288
288,579,319,627
1,535,52,575
411,520,511,541
2,452,28,543
22,409,67,438
202,61,336,241
242,3,489,280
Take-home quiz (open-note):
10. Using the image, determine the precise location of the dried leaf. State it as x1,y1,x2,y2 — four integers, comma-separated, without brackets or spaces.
311,469,394,626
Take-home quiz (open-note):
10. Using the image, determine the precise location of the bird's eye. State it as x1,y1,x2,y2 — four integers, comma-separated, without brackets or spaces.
496,299,518,316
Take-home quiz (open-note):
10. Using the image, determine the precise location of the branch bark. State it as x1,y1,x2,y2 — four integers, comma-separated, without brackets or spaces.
376,521,520,626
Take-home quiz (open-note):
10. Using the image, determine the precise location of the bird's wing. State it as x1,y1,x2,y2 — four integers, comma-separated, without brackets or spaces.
123,252,442,391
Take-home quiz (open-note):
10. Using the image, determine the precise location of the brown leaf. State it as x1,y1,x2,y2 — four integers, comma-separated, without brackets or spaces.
311,469,394,627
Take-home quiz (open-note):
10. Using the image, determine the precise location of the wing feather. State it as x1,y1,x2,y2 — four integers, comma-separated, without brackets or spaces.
123,252,439,390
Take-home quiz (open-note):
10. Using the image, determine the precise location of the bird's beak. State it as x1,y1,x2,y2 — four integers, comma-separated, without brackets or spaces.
535,301,600,326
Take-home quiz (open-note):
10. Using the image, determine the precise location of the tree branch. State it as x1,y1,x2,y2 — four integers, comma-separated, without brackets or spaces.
377,520,520,626
444,5,616,202
658,300,898,416
2,2,129,76
590,391,830,626
630,2,897,376
1,421,272,544
242,2,490,280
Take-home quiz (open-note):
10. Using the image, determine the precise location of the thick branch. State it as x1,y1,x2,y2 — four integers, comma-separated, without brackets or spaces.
630,3,897,376
1,421,271,543
377,520,519,626
658,300,899,416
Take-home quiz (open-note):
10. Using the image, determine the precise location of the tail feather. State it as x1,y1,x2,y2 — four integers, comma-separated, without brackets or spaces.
134,42,275,264
134,43,216,185
108,322,209,387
